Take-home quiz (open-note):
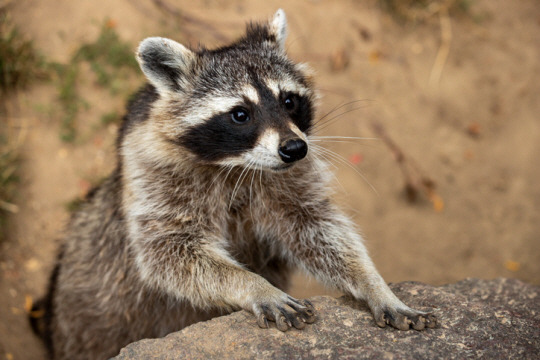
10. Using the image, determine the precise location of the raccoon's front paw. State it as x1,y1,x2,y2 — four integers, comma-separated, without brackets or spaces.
253,296,316,332
372,305,437,331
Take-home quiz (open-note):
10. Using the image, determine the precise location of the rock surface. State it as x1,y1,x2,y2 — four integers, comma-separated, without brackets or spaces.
114,279,540,359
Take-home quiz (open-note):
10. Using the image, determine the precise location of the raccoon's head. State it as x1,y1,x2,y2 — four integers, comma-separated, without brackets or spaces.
136,9,316,172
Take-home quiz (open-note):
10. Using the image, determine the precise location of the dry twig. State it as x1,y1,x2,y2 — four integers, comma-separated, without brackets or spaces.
151,0,229,43
371,121,443,211
429,7,452,88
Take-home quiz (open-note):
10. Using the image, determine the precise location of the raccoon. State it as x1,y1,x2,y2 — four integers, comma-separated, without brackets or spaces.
31,9,436,360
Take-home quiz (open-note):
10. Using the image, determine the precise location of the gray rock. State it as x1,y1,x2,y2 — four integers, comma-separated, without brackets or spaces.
113,278,540,359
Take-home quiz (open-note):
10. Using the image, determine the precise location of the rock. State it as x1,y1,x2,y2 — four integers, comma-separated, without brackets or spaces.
113,278,540,359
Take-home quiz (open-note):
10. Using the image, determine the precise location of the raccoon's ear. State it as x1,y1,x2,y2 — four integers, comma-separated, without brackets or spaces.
269,9,288,51
136,37,195,93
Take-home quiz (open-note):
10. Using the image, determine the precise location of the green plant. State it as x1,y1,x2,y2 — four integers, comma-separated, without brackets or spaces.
0,10,43,242
101,111,121,125
55,19,141,142
0,11,46,93
378,0,475,22
75,21,139,85
52,62,84,142
0,120,23,242
0,132,18,205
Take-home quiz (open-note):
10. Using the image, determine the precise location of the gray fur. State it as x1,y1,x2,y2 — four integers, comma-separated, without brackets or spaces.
137,37,196,92
33,9,436,360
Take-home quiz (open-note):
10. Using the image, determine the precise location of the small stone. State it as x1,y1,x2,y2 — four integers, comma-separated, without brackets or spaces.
466,122,482,138
504,260,521,272
25,258,41,272
330,48,350,72
58,148,68,159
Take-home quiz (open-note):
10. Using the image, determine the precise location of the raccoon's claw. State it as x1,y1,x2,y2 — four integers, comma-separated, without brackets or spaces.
373,306,437,331
287,297,316,324
256,314,269,329
254,297,316,331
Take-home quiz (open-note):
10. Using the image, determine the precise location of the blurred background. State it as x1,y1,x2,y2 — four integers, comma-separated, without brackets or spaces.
1,0,539,358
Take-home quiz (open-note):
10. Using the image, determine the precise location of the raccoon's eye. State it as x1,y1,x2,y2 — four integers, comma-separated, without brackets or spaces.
230,107,250,124
283,94,297,112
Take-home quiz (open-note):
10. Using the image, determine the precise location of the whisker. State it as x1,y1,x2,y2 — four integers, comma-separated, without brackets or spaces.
309,135,380,151
314,105,369,131
309,148,346,193
310,136,379,141
258,163,264,201
312,105,370,134
222,164,237,185
229,162,251,209
309,147,338,171
210,163,234,188
310,139,376,146
248,161,258,220
314,99,369,128
311,144,379,196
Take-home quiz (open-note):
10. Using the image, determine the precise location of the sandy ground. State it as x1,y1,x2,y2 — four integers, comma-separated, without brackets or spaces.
1,0,539,359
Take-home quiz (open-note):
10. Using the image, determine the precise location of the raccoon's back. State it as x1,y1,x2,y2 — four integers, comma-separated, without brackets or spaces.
61,170,128,272
31,171,128,358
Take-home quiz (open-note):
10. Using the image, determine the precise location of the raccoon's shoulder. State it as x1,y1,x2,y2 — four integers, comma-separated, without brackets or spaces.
118,83,159,144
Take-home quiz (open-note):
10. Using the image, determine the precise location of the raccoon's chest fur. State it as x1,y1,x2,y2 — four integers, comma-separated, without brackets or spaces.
188,161,317,283
225,213,289,290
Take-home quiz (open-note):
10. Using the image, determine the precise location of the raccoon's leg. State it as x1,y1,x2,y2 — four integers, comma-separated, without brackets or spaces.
278,201,437,331
130,224,315,331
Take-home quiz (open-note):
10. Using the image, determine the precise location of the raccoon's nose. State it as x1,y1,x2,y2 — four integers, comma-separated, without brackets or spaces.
278,138,308,163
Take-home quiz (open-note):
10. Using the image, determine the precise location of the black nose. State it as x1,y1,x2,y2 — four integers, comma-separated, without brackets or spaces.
278,138,308,163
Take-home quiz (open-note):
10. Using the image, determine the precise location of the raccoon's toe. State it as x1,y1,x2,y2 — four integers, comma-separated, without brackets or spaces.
287,297,316,324
373,306,438,331
253,296,316,331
